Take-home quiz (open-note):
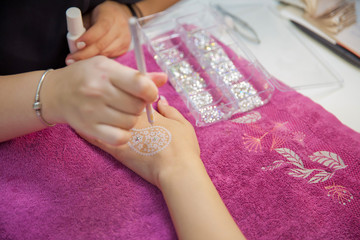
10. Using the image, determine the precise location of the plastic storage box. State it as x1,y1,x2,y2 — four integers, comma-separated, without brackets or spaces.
139,4,274,126
137,1,343,126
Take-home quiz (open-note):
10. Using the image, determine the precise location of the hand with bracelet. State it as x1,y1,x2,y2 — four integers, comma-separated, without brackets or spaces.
0,56,166,144
0,0,180,143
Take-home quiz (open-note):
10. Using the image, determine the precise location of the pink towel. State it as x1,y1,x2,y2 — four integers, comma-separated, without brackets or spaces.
0,47,359,240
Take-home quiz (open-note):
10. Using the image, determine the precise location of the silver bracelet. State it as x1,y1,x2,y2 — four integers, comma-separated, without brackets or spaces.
33,69,56,127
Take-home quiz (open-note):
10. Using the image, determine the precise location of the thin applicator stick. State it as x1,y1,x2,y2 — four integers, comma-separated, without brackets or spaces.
128,17,154,125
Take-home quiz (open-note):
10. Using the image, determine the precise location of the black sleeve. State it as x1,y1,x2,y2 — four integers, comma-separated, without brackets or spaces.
111,0,143,4
0,0,143,75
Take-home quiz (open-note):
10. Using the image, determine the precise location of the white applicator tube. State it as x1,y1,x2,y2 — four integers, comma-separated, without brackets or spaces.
66,7,85,53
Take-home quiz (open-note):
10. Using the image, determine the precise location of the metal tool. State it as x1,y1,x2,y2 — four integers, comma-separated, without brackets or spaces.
214,4,261,44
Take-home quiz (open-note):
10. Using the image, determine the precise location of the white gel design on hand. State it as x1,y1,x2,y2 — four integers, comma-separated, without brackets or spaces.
128,126,171,156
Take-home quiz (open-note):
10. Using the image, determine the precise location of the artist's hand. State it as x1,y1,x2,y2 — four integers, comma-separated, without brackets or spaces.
66,1,132,64
80,96,202,188
42,56,167,145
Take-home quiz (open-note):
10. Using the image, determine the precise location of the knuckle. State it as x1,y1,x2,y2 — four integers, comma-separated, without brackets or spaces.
135,102,146,115
102,44,126,58
92,55,110,70
100,49,112,57
80,81,104,97
96,40,108,51
100,18,112,32
80,104,96,117
131,99,146,114
135,78,157,100
102,49,117,58
112,132,131,146
93,55,108,62
125,115,138,129
132,77,146,92
119,36,131,50
112,137,127,146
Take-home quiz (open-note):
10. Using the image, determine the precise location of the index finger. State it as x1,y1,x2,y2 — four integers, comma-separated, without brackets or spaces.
105,60,159,103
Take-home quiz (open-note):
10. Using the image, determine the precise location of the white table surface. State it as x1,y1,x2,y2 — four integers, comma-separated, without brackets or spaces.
176,0,360,133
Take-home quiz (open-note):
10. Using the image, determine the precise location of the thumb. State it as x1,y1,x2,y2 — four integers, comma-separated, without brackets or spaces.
147,72,167,87
78,130,129,162
157,96,187,124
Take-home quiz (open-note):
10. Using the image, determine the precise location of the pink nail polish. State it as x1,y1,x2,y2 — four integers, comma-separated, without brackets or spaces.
76,41,86,50
66,59,75,65
159,95,168,105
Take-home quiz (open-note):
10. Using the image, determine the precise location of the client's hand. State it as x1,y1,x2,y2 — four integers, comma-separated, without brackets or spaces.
81,96,201,188
81,97,246,240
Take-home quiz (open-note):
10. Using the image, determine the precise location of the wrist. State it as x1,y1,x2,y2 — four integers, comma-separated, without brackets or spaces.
32,69,56,127
40,69,65,125
157,156,207,192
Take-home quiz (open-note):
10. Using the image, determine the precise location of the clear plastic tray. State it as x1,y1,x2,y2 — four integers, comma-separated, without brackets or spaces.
138,4,275,126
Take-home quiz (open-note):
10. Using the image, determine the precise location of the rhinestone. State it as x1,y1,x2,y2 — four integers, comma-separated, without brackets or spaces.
222,71,243,85
155,28,267,125
179,62,193,75
152,41,166,51
211,61,237,75
237,95,264,112
238,98,255,112
179,72,205,85
191,31,211,45
189,91,213,109
179,73,207,93
227,81,263,111
203,48,228,65
231,86,247,99
158,48,184,66
198,105,224,124
230,82,251,99
169,61,194,79
190,30,218,52
252,96,264,107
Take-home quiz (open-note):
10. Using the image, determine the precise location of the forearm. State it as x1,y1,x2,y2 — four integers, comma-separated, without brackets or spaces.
159,158,245,240
135,0,180,17
0,71,53,142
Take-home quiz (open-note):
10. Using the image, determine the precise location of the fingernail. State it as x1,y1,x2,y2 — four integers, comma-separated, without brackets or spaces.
148,72,166,75
148,72,167,79
159,95,168,105
66,59,75,65
76,41,86,50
